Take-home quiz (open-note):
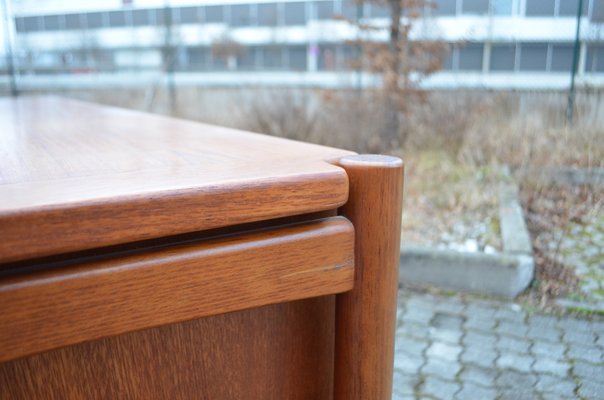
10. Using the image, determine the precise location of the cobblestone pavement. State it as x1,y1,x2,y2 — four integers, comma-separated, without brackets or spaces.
556,215,604,312
393,291,604,400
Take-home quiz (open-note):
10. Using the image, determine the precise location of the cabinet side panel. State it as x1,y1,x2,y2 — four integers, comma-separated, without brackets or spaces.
0,296,335,400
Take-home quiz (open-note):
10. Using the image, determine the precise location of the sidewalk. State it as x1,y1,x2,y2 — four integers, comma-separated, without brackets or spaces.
393,291,604,400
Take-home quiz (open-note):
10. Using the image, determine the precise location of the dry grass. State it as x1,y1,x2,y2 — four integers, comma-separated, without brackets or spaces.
519,182,604,310
235,88,604,171
401,150,502,251
233,88,604,258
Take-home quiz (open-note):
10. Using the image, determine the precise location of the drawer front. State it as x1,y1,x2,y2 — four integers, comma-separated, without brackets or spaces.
0,217,354,363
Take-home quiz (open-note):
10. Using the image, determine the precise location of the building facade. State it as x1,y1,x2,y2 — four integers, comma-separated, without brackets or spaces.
1,0,604,89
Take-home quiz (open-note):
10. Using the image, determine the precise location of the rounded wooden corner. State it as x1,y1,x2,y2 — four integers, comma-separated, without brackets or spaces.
338,154,403,169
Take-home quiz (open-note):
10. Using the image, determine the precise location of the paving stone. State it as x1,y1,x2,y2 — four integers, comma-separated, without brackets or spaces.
496,352,534,372
421,358,461,381
562,329,596,346
465,303,496,319
431,312,465,330
577,380,604,399
464,317,496,332
530,341,566,361
433,299,466,315
426,342,462,362
496,336,531,354
494,306,526,324
430,328,463,344
421,376,460,400
399,322,431,341
406,295,439,313
597,334,604,350
462,331,496,349
469,297,501,308
390,390,409,400
496,320,529,338
532,358,570,377
496,370,539,389
567,343,604,364
526,326,561,342
454,383,496,400
458,365,497,387
402,307,434,325
396,336,429,358
592,320,604,333
558,317,597,334
395,292,604,400
535,374,577,398
498,387,541,400
392,370,420,398
394,353,425,374
573,361,604,384
528,313,559,329
460,348,497,369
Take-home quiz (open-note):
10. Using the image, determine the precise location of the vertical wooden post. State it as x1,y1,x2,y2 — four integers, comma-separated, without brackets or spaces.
334,155,404,400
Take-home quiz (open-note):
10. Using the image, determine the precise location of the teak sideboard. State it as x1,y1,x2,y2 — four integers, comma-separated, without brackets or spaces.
0,96,403,400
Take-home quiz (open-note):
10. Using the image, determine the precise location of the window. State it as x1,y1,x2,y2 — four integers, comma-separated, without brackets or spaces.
433,0,457,16
315,1,335,19
525,0,555,16
258,3,279,26
205,5,223,23
65,14,82,30
585,45,604,72
230,4,252,26
14,17,26,33
550,44,573,71
318,44,337,70
210,54,227,70
592,0,604,22
288,46,307,70
132,9,150,26
458,43,483,70
369,3,389,18
342,45,360,70
341,0,359,20
237,47,258,70
152,9,167,25
179,7,201,24
284,2,306,25
86,12,105,29
43,15,62,31
442,46,453,70
108,11,127,27
558,0,588,16
490,44,516,71
188,47,208,69
492,0,513,15
262,47,284,69
462,0,488,14
23,16,41,32
519,43,548,71
89,50,114,71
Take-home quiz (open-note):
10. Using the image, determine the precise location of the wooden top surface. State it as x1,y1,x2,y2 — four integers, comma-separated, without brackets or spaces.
0,96,353,263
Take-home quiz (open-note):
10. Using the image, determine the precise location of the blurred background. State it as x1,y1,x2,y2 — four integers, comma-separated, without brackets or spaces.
0,0,603,310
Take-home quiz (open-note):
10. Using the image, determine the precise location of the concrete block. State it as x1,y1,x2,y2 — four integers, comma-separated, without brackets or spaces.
499,180,532,255
400,246,534,299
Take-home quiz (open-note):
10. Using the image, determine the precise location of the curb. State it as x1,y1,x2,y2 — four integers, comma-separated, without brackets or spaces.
516,167,604,187
400,167,535,299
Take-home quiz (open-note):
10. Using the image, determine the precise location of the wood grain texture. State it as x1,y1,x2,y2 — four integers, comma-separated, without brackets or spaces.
0,296,336,400
0,217,354,363
0,96,354,263
333,155,404,400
